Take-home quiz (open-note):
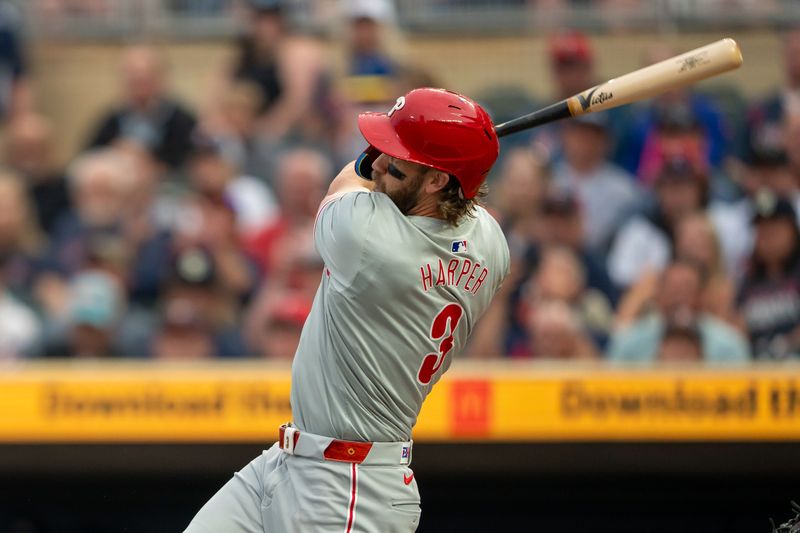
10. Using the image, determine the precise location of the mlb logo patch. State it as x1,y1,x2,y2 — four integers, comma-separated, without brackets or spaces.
401,446,410,459
451,240,468,253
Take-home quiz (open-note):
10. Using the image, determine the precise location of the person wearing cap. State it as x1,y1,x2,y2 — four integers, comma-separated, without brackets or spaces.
534,30,633,169
607,154,709,289
342,0,399,98
708,126,800,282
548,30,595,102
736,192,800,360
529,30,600,162
186,88,509,532
255,291,312,359
552,111,640,253
43,270,124,358
151,246,247,359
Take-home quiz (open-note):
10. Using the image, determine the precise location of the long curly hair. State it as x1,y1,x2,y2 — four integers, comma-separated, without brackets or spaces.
437,174,488,226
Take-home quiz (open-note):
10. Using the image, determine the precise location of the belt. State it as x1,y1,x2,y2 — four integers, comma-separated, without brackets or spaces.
278,424,412,466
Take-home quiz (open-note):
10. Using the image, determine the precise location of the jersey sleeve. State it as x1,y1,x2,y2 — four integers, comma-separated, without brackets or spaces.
314,191,382,284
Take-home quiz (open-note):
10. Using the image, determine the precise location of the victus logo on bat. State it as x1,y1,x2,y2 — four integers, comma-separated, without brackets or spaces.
591,91,613,106
577,86,613,110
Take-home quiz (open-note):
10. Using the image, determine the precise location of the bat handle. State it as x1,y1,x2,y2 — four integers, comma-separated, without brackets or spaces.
494,100,572,138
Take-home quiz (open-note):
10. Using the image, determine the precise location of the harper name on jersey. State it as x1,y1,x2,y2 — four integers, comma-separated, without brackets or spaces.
419,258,490,295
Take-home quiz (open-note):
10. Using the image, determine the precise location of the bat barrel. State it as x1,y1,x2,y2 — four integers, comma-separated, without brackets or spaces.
492,38,743,138
573,38,743,115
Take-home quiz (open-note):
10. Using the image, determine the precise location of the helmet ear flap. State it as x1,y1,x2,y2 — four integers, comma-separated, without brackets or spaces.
355,146,382,180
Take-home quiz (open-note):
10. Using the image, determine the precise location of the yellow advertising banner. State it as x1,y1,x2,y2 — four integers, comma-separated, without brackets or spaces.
0,362,798,442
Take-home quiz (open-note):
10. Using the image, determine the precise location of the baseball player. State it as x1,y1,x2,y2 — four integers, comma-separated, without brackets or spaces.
185,88,510,532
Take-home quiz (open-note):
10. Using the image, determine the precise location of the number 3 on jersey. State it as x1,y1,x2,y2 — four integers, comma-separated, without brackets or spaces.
417,303,464,385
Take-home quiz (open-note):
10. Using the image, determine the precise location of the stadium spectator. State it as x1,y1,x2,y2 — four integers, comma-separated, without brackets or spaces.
342,0,399,97
334,0,407,163
167,0,228,14
489,147,547,259
203,80,275,184
709,126,799,281
43,149,136,277
609,258,750,362
46,270,124,358
151,295,216,359
171,192,258,303
466,150,546,358
525,299,599,360
619,45,729,177
151,247,247,358
657,318,704,362
552,112,640,252
674,212,738,328
511,246,611,356
0,2,32,122
736,193,800,360
472,183,618,358
185,129,278,237
225,0,333,144
85,45,197,170
4,114,72,234
253,291,311,358
530,30,598,161
549,30,595,101
243,148,330,276
781,118,800,219
0,171,46,302
533,30,634,167
537,190,618,305
0,199,42,358
607,156,708,288
746,28,800,142
0,281,40,358
784,114,800,182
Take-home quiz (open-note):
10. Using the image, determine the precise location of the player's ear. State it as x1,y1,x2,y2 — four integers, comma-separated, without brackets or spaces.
424,170,450,194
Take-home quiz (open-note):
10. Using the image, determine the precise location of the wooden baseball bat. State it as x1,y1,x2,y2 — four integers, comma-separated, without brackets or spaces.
494,38,743,138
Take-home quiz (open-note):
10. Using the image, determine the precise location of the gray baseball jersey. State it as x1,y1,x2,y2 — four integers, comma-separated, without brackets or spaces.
185,189,510,533
291,189,510,442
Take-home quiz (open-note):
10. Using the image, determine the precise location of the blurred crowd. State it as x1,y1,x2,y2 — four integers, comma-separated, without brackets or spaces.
0,0,798,363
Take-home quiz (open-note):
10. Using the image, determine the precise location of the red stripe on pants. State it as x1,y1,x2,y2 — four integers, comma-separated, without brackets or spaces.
345,463,358,533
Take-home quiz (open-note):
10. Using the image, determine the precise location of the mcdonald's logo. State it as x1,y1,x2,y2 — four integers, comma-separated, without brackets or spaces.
451,380,491,436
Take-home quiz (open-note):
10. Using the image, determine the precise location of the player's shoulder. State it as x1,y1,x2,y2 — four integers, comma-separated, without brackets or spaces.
461,205,509,269
321,189,396,212
470,205,507,241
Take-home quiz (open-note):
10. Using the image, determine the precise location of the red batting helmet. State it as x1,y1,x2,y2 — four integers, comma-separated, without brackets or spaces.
356,88,499,199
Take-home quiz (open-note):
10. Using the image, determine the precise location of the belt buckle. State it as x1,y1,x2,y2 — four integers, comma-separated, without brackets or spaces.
282,426,299,455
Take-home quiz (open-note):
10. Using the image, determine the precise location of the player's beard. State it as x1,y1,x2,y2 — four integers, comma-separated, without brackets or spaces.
377,173,424,215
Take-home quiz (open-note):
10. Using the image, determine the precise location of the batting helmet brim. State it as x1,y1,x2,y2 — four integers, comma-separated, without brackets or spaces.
357,112,414,163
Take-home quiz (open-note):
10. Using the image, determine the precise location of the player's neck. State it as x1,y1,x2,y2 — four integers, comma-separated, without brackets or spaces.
407,194,444,220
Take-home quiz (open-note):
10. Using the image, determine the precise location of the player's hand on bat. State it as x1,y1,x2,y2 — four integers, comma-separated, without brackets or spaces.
323,160,375,201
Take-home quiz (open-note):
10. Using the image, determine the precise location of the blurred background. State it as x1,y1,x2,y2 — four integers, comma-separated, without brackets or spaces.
0,0,799,531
